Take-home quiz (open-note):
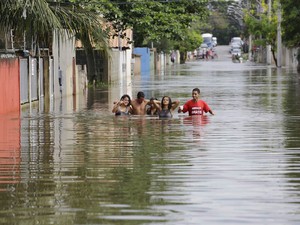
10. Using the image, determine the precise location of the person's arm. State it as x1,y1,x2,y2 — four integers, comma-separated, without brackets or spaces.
178,105,183,113
171,100,180,111
112,101,121,113
128,105,133,114
150,98,161,111
178,101,188,113
204,101,214,115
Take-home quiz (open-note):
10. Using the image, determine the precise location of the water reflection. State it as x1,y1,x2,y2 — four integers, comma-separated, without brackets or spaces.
1,53,300,224
0,113,20,188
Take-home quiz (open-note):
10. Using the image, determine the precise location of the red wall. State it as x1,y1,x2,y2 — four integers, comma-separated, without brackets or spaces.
0,58,20,114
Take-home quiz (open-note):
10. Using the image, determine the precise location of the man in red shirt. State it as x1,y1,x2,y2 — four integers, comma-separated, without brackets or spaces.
178,88,214,116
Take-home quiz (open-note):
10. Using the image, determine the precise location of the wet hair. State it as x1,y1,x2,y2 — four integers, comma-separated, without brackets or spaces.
120,94,131,105
150,97,158,102
192,88,200,94
137,91,145,99
161,96,172,110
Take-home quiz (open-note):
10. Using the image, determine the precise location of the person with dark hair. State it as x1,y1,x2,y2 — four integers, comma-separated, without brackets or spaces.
112,94,133,116
146,97,159,116
151,96,180,118
131,91,160,115
178,88,214,116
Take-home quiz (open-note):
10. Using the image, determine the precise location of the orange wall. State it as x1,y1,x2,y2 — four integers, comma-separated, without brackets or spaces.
0,58,20,114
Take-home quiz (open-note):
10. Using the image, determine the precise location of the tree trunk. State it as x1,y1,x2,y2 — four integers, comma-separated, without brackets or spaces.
271,49,278,67
180,52,186,64
84,45,96,84
80,31,96,84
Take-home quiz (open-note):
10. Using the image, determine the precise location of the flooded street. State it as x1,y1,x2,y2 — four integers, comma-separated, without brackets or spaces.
1,46,300,224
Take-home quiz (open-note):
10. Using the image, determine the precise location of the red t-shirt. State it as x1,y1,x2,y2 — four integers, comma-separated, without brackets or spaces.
182,99,211,116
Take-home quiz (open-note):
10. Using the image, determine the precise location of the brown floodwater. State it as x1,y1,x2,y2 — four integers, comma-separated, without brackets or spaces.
1,46,300,224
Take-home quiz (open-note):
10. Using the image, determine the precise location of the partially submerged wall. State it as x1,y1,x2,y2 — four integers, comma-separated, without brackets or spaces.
0,58,20,114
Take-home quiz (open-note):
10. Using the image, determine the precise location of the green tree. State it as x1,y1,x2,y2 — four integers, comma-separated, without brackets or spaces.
281,0,300,71
0,0,61,47
209,0,244,44
101,0,208,47
244,0,279,66
173,29,203,63
282,0,300,48
0,0,109,83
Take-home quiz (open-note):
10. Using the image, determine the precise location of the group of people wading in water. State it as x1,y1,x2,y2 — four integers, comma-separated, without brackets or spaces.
112,88,215,119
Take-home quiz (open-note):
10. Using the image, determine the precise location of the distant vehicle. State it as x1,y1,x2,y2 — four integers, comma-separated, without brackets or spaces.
230,37,243,47
232,48,243,63
231,47,241,56
230,43,241,53
212,37,217,47
202,33,213,47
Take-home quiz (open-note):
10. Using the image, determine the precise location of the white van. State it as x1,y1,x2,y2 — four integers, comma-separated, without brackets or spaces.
231,37,243,46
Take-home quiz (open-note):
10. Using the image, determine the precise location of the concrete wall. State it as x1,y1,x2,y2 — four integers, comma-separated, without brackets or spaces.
253,44,299,69
108,48,133,112
52,30,76,99
0,58,20,114
109,48,132,85
282,47,298,68
76,65,88,94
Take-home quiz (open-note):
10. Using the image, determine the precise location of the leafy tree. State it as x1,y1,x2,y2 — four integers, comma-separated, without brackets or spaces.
282,0,300,47
0,0,61,48
100,0,208,47
0,0,110,82
173,29,203,63
193,1,245,45
244,0,279,66
282,0,300,71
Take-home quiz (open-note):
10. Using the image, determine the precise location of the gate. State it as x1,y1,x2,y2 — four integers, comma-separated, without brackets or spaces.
30,58,38,101
20,58,28,104
39,58,44,98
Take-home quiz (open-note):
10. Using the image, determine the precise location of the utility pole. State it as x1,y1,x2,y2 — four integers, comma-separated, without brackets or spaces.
277,2,282,67
266,0,272,65
246,0,252,61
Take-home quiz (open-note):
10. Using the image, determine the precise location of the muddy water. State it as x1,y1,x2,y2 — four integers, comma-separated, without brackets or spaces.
1,46,300,224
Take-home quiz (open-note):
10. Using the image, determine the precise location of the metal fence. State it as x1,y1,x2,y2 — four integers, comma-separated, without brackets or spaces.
20,57,49,105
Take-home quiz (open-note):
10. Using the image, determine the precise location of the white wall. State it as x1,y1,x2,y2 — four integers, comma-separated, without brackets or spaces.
282,47,298,68
52,30,76,99
108,48,132,112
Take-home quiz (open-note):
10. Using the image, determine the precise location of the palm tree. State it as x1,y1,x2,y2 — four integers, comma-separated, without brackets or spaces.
0,0,61,50
0,0,109,82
